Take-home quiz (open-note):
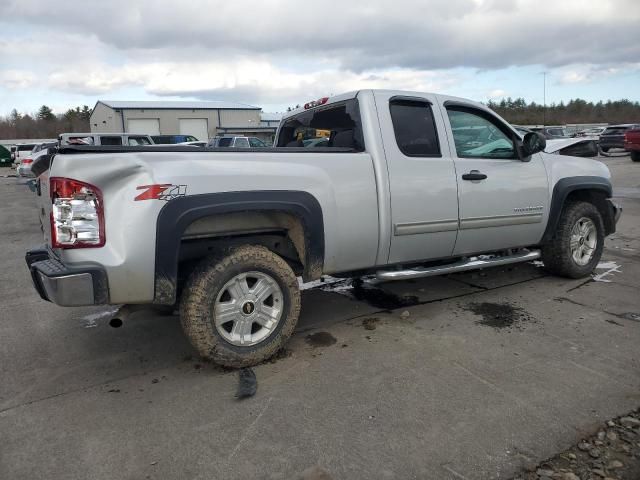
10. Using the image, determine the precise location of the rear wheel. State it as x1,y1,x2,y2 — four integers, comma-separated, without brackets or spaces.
631,151,640,162
180,245,301,367
600,146,610,153
542,201,604,278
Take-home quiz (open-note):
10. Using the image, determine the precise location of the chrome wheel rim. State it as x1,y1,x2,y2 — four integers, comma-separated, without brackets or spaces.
570,217,597,266
214,271,284,346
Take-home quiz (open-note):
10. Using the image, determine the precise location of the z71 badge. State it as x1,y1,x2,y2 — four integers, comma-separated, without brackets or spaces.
135,184,187,201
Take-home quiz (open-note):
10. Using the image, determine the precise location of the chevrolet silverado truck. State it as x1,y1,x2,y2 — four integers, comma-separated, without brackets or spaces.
26,90,621,367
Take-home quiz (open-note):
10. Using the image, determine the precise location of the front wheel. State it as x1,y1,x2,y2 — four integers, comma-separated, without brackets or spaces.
180,245,301,367
542,201,604,278
600,146,610,153
631,151,640,162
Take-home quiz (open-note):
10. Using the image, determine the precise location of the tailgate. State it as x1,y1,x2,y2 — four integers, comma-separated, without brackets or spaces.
32,152,54,245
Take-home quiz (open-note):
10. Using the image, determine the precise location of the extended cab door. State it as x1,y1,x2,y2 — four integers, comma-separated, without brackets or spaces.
439,101,549,255
374,92,459,264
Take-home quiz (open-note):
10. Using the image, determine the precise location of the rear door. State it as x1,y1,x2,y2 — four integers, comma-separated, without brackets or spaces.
374,92,459,264
439,101,549,255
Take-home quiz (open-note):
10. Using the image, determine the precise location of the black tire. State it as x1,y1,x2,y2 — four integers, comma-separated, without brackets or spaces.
542,201,604,279
631,151,640,162
180,245,301,367
600,146,610,153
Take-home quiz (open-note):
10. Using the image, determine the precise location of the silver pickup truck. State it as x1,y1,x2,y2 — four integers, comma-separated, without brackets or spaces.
26,90,621,366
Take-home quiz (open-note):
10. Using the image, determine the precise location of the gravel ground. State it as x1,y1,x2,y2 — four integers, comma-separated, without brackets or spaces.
515,409,640,480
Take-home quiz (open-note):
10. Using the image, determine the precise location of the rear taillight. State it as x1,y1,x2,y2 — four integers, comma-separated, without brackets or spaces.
22,158,33,164
50,177,105,248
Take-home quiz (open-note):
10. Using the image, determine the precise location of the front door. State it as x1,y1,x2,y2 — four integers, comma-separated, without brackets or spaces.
375,92,459,264
438,102,549,255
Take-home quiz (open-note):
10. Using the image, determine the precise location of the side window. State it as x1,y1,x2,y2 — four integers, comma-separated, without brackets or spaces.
128,136,151,146
389,99,441,156
100,136,123,146
234,137,250,148
218,138,232,147
447,108,516,159
249,137,266,147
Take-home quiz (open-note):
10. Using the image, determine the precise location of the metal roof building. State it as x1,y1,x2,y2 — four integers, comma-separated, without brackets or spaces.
90,100,264,142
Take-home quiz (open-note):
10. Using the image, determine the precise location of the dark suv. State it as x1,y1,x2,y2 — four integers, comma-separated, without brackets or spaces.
151,135,199,144
599,124,640,152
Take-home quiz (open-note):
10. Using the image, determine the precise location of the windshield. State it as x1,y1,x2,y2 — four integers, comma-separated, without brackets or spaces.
276,99,364,150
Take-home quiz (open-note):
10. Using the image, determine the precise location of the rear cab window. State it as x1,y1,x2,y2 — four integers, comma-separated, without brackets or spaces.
276,99,364,151
100,136,123,146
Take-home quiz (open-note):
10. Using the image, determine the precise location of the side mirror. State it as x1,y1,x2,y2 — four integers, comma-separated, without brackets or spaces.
520,132,546,160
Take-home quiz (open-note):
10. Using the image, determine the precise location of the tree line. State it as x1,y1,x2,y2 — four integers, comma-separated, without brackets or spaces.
1,98,639,139
0,105,91,139
487,98,640,126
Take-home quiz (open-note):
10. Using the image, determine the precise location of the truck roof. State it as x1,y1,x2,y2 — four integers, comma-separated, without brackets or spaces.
281,89,489,121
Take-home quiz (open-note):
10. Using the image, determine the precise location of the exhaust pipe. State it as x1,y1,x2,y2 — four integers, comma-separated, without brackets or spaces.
110,304,148,327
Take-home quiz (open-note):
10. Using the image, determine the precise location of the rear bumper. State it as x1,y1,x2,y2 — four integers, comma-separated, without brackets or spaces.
26,247,109,306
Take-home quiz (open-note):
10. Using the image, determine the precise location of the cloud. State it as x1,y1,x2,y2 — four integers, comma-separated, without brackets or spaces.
4,0,640,71
488,89,507,99
0,70,36,89
1,0,639,109
44,59,461,104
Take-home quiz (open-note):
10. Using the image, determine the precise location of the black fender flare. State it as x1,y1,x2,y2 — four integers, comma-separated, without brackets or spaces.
153,190,324,304
540,176,613,244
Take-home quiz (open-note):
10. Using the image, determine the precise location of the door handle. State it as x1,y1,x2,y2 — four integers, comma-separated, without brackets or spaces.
462,170,487,181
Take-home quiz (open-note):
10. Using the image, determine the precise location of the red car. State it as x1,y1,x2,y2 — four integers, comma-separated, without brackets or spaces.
624,128,640,162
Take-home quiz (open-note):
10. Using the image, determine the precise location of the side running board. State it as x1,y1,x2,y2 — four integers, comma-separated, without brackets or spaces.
374,249,541,283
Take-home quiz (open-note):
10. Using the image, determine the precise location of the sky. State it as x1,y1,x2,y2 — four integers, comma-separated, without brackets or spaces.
1,0,639,116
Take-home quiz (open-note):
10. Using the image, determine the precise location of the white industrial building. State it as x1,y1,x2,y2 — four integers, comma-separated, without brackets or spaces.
89,100,266,142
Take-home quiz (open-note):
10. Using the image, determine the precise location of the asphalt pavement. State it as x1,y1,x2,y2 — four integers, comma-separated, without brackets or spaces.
1,154,639,480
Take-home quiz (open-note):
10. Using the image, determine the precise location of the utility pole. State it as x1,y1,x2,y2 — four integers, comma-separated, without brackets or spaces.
542,71,547,128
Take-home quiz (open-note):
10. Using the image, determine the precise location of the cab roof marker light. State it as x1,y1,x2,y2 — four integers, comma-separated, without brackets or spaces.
304,97,329,110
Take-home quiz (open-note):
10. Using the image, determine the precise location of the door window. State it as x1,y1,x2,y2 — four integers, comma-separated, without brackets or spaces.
389,99,440,156
447,109,516,159
234,137,250,148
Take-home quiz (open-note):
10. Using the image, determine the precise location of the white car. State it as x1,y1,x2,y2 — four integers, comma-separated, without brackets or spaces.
17,142,56,177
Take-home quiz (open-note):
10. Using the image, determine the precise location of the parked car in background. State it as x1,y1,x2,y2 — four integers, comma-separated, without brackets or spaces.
599,124,640,153
177,141,208,147
207,136,269,148
624,128,640,162
12,143,38,169
17,142,57,177
59,133,154,146
530,126,570,139
574,127,607,138
151,135,199,144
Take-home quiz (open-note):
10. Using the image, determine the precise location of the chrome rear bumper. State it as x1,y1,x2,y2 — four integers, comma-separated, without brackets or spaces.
26,247,109,306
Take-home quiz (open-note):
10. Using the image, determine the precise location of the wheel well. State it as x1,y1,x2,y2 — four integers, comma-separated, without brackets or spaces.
564,189,615,235
176,211,312,295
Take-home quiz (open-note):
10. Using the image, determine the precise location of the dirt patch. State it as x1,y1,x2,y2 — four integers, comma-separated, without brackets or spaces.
362,317,380,330
305,331,337,347
514,408,640,480
464,302,534,330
